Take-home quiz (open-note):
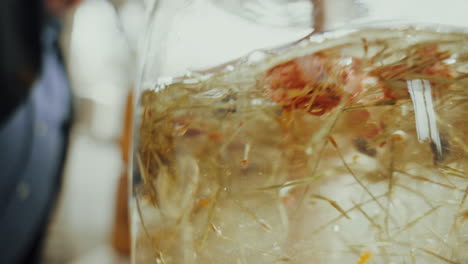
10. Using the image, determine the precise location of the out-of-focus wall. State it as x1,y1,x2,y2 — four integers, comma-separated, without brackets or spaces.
42,0,144,263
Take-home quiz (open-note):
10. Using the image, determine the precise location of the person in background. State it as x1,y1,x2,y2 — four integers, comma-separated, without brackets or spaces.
0,0,80,263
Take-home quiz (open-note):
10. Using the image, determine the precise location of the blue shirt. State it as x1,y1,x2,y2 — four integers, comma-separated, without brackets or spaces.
0,23,72,263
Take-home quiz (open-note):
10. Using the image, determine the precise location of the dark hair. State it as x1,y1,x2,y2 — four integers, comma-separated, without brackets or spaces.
0,0,44,125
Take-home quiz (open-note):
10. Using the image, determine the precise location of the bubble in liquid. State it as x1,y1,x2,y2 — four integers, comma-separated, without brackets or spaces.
246,50,267,65
333,225,340,232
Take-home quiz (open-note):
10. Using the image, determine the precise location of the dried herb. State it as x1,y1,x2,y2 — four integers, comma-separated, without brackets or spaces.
135,27,468,264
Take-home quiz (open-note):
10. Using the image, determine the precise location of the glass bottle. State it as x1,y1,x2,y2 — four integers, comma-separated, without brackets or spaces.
132,1,468,263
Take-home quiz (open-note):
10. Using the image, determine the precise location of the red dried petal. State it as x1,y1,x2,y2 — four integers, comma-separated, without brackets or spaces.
263,53,363,115
371,45,455,100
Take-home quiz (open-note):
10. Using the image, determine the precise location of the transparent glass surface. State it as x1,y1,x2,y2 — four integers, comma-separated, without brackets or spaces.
132,1,468,263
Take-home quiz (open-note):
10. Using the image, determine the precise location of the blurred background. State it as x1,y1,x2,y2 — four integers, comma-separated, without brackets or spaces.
40,0,145,263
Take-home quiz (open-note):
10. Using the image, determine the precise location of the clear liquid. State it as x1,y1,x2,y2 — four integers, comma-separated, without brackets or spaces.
134,27,468,264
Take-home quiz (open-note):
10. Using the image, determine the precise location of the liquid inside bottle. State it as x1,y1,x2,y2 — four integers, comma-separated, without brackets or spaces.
134,27,468,264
